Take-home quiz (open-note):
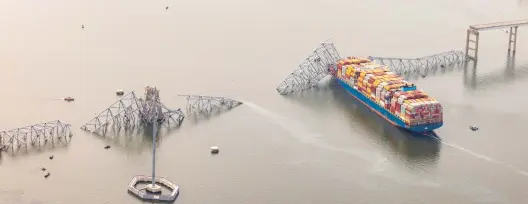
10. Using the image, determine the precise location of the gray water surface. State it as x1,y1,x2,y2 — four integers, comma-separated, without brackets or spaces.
0,0,527,203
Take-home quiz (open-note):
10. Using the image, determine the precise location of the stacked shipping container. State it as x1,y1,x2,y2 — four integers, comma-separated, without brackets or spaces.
334,57,443,127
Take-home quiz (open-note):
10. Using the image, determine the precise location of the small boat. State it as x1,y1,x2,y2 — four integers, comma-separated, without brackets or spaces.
64,97,74,102
116,89,125,96
210,146,219,154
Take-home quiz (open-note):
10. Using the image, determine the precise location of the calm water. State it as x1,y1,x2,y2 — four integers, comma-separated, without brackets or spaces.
0,0,528,203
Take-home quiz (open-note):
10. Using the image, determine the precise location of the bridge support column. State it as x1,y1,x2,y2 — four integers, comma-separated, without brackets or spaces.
465,29,480,62
508,26,518,53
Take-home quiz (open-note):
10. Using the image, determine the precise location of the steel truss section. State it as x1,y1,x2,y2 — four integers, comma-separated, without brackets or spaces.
81,87,184,135
178,95,243,115
0,120,73,151
369,50,467,76
276,42,341,95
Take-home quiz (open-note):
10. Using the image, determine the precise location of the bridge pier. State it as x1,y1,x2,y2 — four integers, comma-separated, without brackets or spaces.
508,26,518,53
465,29,480,62
465,19,527,62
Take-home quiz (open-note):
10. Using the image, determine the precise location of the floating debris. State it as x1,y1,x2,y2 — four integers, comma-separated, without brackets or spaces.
49,155,54,160
210,146,219,154
44,172,50,178
64,97,74,102
166,6,169,10
41,167,46,171
104,145,111,149
470,126,478,131
81,25,84,29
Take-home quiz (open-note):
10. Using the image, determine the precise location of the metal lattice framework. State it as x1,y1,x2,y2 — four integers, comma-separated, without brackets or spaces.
275,41,468,95
0,120,73,151
370,50,467,76
81,86,185,135
178,95,243,115
276,42,341,95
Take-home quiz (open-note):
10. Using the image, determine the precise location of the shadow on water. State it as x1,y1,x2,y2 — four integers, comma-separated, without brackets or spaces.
0,140,71,159
464,52,528,91
182,106,241,126
86,123,182,155
283,79,441,169
126,191,176,204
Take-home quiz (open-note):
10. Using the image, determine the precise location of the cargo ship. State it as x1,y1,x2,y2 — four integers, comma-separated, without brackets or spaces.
328,56,443,133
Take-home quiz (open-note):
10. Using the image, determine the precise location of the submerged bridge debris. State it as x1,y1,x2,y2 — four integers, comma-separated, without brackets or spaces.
276,42,341,95
81,86,185,135
276,41,467,95
0,120,73,151
178,95,243,115
370,50,467,76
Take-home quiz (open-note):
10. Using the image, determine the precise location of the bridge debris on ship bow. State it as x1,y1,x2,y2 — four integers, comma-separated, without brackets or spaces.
275,41,468,95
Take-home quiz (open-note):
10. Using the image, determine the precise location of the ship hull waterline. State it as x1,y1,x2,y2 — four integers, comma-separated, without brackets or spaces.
335,78,443,134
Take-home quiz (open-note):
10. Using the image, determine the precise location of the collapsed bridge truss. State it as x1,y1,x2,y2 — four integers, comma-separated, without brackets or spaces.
276,41,468,95
0,120,73,151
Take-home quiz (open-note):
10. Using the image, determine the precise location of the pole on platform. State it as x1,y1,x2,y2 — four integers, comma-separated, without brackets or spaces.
152,121,157,185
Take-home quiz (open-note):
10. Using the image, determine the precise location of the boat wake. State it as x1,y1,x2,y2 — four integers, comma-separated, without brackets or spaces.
242,100,385,163
427,136,528,178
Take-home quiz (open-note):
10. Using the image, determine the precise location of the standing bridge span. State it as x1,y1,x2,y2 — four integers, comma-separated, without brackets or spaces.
465,19,528,62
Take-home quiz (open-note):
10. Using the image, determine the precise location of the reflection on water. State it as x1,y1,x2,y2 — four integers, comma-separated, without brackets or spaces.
464,52,528,90
403,63,465,81
329,83,441,169
1,142,70,158
87,123,181,155
283,80,441,170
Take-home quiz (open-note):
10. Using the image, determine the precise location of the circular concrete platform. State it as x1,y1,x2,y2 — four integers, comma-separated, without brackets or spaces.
128,175,179,201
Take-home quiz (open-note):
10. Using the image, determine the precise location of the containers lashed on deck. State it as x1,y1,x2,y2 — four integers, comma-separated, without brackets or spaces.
333,57,443,132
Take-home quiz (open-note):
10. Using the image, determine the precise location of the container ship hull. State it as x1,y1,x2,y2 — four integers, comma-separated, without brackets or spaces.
328,56,443,133
336,79,442,132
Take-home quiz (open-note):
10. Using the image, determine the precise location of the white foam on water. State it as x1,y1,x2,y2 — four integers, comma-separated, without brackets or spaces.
242,100,384,162
242,100,521,199
429,136,528,178
242,100,449,188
